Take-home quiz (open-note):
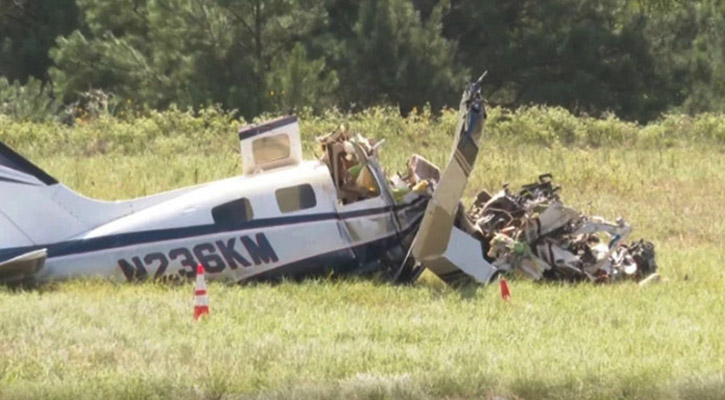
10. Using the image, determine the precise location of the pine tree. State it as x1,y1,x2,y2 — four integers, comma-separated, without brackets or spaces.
49,0,334,117
0,0,79,82
341,0,464,113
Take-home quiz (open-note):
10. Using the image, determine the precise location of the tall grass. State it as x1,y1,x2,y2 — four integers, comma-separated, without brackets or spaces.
1,108,725,399
4,105,725,159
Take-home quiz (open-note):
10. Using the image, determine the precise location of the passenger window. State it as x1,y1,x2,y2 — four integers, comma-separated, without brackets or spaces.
275,184,317,213
253,134,291,164
212,198,254,224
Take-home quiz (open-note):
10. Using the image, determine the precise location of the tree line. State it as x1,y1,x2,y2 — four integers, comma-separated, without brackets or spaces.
1,0,723,122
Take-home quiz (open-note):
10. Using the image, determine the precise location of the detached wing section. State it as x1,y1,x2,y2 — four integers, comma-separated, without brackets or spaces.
410,75,497,286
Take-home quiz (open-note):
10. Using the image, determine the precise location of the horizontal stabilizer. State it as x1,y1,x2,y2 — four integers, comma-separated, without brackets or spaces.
0,249,46,284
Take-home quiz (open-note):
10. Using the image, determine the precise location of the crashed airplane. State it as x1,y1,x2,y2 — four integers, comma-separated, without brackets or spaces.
0,74,657,287
0,75,499,286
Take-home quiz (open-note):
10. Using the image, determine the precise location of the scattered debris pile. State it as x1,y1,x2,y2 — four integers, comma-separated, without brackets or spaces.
468,174,657,283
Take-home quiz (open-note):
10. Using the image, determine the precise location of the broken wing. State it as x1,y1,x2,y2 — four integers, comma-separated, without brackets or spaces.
410,74,498,286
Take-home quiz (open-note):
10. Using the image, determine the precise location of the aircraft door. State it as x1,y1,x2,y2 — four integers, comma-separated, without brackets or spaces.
330,143,399,270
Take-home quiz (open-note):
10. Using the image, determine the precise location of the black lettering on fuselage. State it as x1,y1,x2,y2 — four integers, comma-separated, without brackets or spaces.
193,242,226,273
144,252,169,279
169,247,197,278
118,256,148,282
216,238,251,269
118,232,278,280
241,233,279,265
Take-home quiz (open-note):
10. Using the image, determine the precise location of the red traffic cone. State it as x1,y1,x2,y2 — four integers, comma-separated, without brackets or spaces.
500,277,511,301
194,264,210,320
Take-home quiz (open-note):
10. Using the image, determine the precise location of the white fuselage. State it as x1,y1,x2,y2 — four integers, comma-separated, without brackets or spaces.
30,160,426,283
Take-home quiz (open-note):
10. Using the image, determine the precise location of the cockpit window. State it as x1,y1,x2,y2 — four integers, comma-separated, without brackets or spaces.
212,198,254,224
275,184,317,213
330,145,381,204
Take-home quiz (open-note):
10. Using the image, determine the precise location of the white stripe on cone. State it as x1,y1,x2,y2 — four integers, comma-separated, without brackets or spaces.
196,267,207,290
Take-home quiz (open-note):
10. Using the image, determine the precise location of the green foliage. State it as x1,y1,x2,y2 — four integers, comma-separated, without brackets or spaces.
45,0,466,118
0,77,62,122
679,0,725,113
5,104,725,169
342,0,464,113
640,0,725,115
0,0,80,82
267,43,339,113
1,104,241,158
49,0,333,118
4,0,725,122
444,0,669,122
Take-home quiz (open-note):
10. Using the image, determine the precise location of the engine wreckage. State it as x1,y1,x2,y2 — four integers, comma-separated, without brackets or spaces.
467,176,657,282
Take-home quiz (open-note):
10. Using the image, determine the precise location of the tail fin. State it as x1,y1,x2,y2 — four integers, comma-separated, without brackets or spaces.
0,141,123,251
0,141,93,249
0,141,202,259
0,141,58,186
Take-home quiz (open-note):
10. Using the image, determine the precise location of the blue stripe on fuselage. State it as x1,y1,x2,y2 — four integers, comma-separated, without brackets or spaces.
0,175,42,186
0,196,428,264
243,211,425,283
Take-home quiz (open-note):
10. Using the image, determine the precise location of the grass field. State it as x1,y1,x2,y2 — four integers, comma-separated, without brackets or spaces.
1,109,725,399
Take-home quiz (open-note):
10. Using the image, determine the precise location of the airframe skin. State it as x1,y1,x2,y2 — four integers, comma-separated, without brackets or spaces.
0,77,497,286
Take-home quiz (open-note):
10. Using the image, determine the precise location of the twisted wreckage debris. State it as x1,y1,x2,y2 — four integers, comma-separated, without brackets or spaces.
465,174,657,283
319,129,658,285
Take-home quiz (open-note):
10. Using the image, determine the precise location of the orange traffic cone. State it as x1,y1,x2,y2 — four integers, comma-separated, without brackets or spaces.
500,277,511,301
194,264,210,320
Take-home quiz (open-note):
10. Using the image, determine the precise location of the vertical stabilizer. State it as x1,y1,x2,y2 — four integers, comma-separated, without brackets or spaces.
0,141,70,248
